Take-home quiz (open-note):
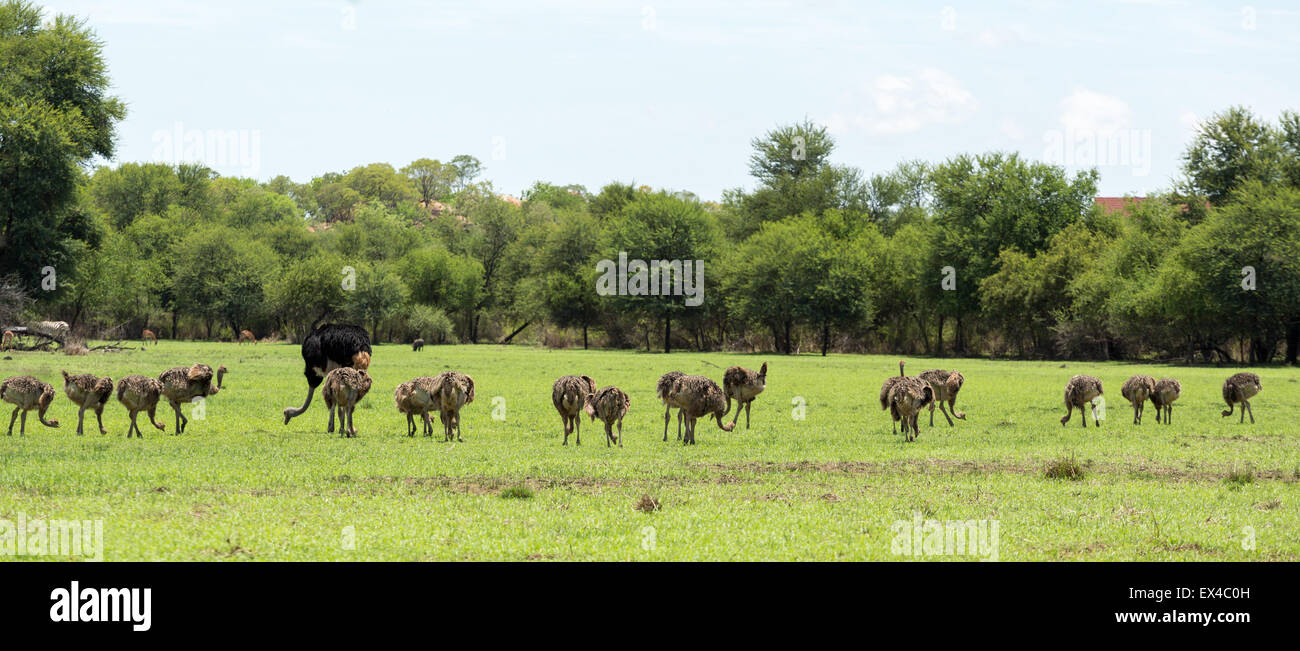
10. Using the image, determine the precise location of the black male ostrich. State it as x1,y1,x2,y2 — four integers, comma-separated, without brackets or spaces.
282,324,372,430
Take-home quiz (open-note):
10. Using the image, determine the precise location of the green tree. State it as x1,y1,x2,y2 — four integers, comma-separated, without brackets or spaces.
0,0,125,288
402,158,456,204
268,253,349,339
343,262,409,342
171,225,275,338
928,152,1097,353
88,163,184,229
605,192,720,353
343,163,416,206
537,211,603,348
450,154,483,192
1181,106,1283,206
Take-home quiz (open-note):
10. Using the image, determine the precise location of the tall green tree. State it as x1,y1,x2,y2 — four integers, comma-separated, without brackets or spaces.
402,158,456,204
1181,107,1282,206
450,155,483,192
927,152,1097,353
605,193,719,353
0,0,125,289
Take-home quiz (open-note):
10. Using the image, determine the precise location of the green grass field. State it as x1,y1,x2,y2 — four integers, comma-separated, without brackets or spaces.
1,342,1297,561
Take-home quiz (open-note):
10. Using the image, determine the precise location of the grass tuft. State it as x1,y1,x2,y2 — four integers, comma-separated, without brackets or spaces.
1044,454,1086,481
499,484,534,499
1224,464,1254,487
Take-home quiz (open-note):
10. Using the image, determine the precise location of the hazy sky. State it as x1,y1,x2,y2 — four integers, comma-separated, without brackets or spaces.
42,0,1300,200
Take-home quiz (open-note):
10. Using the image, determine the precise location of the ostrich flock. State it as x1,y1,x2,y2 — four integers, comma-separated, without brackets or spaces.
0,323,1268,442
878,360,1264,442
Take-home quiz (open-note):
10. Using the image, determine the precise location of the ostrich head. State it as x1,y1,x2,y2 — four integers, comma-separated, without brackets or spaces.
39,384,59,427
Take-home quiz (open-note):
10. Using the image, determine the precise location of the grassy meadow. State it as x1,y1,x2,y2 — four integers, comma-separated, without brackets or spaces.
1,341,1297,561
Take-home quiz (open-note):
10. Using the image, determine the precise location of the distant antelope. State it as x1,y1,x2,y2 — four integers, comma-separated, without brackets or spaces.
1221,372,1262,424
2,376,59,435
1061,375,1103,428
142,329,157,347
888,377,933,442
412,338,425,352
584,385,630,447
1151,378,1181,425
61,371,113,435
238,329,256,344
116,375,165,438
879,360,907,434
553,375,597,445
723,362,767,430
322,367,372,438
1120,375,1156,425
1,330,13,351
918,369,966,427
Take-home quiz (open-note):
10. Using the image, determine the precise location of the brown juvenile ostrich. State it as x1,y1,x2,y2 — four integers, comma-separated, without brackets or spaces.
1221,372,1262,424
666,375,734,445
553,374,597,445
878,360,908,434
432,370,475,442
116,375,166,438
888,377,933,442
1151,377,1181,425
2,376,59,435
394,377,437,437
583,385,630,447
657,371,687,442
322,367,372,438
238,329,256,344
142,329,157,347
158,364,220,434
61,371,113,435
723,362,767,430
216,365,226,390
1120,374,1156,425
1061,375,1104,428
918,369,966,427
412,338,425,352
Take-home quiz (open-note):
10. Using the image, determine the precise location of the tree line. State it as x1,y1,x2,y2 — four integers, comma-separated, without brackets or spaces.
2,1,1298,363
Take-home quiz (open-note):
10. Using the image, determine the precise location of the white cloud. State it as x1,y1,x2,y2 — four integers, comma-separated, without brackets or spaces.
1058,88,1132,135
968,25,1029,48
828,67,977,136
1001,117,1026,141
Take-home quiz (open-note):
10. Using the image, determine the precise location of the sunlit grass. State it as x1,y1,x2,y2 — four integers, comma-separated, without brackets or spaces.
1,341,1296,560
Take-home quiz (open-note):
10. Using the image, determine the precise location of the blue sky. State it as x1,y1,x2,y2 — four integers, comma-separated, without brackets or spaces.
43,0,1300,200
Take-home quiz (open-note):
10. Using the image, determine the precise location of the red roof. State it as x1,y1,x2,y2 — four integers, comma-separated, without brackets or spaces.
1094,197,1146,214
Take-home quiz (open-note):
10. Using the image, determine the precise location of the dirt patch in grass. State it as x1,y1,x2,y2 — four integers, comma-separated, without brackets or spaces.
700,458,1298,483
1055,542,1110,557
331,473,760,496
